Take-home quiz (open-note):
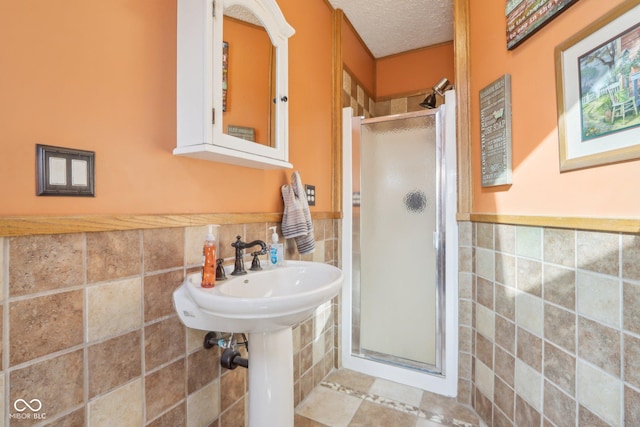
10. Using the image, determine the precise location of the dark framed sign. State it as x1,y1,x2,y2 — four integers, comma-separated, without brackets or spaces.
36,144,95,196
507,0,580,50
480,74,513,187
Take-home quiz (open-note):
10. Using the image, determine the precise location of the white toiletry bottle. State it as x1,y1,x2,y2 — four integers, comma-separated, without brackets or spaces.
268,226,284,267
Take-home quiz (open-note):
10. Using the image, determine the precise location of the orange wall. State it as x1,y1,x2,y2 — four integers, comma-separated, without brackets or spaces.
0,0,334,216
470,0,640,218
341,18,376,95
376,43,454,99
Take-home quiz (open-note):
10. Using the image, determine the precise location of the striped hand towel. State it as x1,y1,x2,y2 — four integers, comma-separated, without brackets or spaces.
281,171,315,255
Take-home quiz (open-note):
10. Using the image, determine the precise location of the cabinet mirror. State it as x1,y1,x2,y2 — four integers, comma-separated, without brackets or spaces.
176,0,295,169
222,6,275,147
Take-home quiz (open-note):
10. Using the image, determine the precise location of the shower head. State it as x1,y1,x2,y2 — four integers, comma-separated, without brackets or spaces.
419,77,451,109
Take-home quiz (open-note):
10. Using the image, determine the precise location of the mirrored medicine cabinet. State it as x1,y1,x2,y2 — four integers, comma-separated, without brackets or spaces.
175,0,295,169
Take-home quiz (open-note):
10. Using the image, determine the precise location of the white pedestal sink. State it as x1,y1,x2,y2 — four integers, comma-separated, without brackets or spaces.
173,261,343,427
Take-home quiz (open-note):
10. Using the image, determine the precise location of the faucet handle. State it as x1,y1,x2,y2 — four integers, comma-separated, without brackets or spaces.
249,252,262,271
216,258,227,281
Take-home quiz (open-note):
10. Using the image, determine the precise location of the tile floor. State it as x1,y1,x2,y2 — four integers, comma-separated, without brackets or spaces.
295,369,482,427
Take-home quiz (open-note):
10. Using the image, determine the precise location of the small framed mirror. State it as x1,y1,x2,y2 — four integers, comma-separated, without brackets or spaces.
222,6,276,147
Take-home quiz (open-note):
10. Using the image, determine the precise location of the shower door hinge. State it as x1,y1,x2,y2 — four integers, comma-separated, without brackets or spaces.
433,231,443,249
212,0,216,17
212,108,215,124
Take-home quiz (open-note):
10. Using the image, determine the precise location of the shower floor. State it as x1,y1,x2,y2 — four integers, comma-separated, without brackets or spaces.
294,369,481,427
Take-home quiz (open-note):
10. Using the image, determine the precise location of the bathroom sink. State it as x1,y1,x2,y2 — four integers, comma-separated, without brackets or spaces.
173,261,343,333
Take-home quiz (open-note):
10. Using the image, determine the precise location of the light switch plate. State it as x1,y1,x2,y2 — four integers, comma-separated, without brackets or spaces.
305,184,316,206
36,144,95,196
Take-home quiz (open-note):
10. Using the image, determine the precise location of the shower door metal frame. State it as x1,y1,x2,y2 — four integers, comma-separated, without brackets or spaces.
351,109,447,376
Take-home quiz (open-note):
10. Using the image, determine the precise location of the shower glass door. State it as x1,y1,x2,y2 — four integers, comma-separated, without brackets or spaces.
353,110,444,373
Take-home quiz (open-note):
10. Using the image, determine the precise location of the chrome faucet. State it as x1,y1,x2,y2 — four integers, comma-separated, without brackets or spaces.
231,235,267,275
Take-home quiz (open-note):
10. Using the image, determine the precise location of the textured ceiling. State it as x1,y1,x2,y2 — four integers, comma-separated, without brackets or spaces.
327,0,453,58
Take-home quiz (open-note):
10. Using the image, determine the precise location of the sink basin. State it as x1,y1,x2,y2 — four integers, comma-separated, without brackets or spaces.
173,260,343,332
173,260,342,427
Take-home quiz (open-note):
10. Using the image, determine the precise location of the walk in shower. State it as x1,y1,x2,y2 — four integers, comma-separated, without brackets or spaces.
341,91,458,396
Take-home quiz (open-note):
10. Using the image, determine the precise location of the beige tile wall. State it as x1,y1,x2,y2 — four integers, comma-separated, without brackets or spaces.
458,221,640,426
0,219,340,426
341,69,429,118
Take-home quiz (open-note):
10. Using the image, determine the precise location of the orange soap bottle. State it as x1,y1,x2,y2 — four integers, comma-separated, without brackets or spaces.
201,225,218,288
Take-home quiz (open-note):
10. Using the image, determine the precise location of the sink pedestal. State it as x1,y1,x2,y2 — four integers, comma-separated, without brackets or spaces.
248,328,294,427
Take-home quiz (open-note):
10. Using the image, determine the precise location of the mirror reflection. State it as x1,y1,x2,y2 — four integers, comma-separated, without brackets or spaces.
222,6,276,147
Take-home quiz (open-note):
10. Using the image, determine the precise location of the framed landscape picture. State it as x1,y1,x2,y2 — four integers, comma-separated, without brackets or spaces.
555,1,640,171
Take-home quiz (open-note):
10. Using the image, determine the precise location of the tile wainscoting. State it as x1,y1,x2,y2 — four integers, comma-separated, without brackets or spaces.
458,221,640,426
0,219,340,426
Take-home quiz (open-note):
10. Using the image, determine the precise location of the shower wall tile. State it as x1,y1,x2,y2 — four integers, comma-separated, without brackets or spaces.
516,258,541,297
145,359,186,421
624,281,640,334
187,380,220,426
495,253,515,288
514,359,542,411
495,315,515,354
622,234,640,280
544,343,575,396
578,316,620,377
515,226,541,260
87,229,141,283
543,380,576,427
515,395,541,426
2,219,339,426
624,333,640,389
543,264,575,310
494,376,514,421
495,224,515,254
459,246,473,273
464,222,637,426
184,225,209,267
144,269,185,322
143,227,184,273
9,289,83,366
577,230,619,276
10,349,84,420
88,330,142,398
544,228,575,268
476,222,493,249
145,316,186,372
188,348,219,394
577,271,620,327
625,386,640,426
389,98,408,115
494,345,515,387
475,248,495,281
221,368,246,413
515,291,542,336
88,379,144,427
148,404,186,427
578,361,622,427
477,276,493,309
516,327,541,372
475,359,494,399
9,233,84,296
87,277,142,342
495,284,516,321
544,303,576,353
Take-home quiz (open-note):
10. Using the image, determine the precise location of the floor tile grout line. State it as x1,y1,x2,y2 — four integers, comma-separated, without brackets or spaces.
319,381,477,427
